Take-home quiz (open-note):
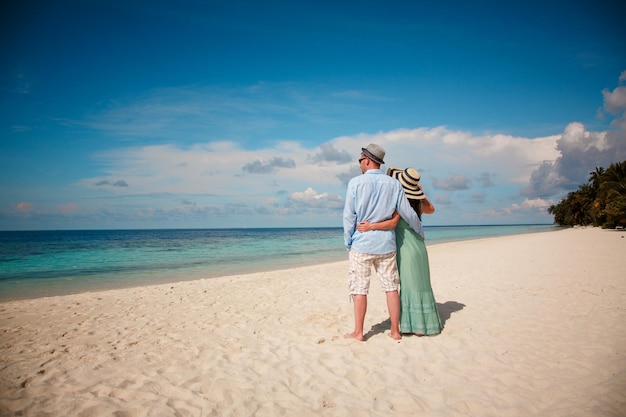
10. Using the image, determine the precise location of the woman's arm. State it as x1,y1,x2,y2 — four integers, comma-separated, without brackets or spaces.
422,198,435,215
356,211,401,232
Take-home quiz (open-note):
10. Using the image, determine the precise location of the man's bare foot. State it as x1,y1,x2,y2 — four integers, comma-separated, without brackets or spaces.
344,332,365,341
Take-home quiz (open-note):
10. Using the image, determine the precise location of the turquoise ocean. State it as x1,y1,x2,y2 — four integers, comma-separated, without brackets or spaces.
0,225,559,301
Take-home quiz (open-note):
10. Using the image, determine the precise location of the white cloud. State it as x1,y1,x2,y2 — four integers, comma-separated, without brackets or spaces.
6,73,625,229
470,192,486,204
242,157,296,174
285,187,344,210
476,172,496,187
483,198,553,221
523,71,626,199
602,70,626,114
603,86,626,115
600,71,626,130
63,125,566,227
520,198,552,209
432,174,471,191
309,143,352,164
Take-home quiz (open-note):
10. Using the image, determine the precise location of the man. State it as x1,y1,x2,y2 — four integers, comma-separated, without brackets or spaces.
342,143,424,341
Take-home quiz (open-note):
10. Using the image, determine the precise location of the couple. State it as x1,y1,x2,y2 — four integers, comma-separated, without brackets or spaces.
342,143,443,341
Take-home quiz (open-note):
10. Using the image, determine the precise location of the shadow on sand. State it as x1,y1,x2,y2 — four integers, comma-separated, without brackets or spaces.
364,300,465,340
437,301,465,325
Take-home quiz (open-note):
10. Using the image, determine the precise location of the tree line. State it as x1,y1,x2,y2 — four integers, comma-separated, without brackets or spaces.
548,161,626,228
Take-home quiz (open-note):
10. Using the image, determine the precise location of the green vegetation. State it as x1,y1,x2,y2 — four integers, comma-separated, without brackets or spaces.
548,161,626,228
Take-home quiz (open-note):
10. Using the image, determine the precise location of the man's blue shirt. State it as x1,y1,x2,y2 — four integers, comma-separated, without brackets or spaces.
343,169,424,254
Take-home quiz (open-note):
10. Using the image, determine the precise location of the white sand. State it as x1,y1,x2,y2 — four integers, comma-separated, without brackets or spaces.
1,227,625,417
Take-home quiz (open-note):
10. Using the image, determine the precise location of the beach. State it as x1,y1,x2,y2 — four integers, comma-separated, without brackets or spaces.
0,227,624,416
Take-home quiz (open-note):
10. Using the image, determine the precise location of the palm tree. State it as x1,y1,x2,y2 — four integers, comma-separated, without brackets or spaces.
549,161,626,227
597,162,626,227
572,184,594,225
588,166,605,190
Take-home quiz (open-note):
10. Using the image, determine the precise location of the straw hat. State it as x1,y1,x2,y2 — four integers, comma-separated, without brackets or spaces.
387,167,425,200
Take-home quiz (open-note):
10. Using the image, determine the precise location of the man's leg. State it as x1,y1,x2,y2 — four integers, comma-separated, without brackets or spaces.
345,250,370,341
386,290,401,340
345,294,367,341
375,251,402,340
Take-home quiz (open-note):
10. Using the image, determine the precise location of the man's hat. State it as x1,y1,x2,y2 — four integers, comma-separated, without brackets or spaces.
361,143,385,165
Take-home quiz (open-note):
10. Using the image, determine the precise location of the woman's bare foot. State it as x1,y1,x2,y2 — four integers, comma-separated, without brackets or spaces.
344,331,365,341
390,330,402,340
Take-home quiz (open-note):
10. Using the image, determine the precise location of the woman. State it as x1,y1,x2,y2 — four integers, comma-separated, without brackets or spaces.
357,167,443,336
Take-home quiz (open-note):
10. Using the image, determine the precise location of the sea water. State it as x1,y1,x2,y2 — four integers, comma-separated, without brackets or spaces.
0,225,559,300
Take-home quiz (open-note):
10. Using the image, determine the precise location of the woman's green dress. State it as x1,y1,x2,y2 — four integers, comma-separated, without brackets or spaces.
395,218,443,335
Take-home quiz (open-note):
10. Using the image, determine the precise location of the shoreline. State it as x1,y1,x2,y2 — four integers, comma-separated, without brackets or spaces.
0,252,350,303
0,224,561,302
1,227,624,416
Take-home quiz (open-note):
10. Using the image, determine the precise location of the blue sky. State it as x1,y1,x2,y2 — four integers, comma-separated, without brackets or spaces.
2,0,626,230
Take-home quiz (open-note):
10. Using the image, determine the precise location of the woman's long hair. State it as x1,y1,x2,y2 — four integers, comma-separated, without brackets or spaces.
409,198,423,220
